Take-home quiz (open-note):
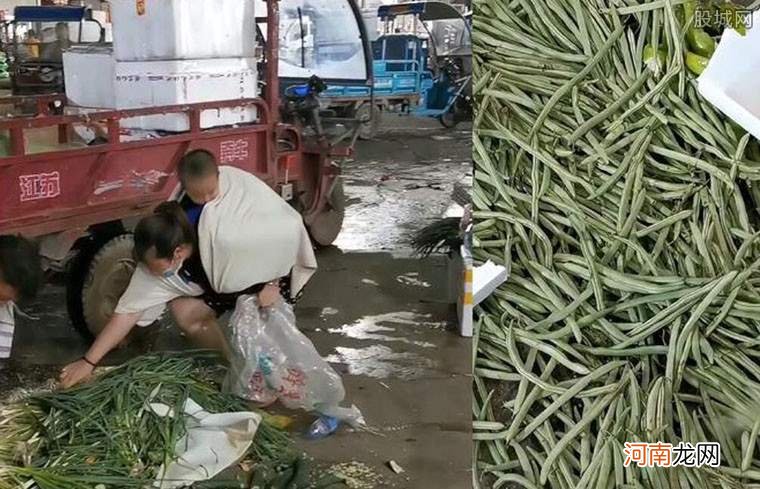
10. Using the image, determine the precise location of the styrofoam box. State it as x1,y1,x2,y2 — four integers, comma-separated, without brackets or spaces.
698,10,760,141
64,48,115,109
63,48,258,132
109,0,256,61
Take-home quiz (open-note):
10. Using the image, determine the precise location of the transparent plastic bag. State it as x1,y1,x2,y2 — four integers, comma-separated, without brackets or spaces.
224,295,365,427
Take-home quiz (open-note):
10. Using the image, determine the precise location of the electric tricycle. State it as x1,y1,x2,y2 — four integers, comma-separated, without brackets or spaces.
1,6,106,96
0,0,371,338
316,1,472,139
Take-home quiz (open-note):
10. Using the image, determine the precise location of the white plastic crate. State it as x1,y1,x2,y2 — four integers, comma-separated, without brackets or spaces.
109,0,256,61
64,49,259,132
697,10,760,141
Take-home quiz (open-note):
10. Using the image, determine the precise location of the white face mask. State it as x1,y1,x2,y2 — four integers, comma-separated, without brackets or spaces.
162,259,184,279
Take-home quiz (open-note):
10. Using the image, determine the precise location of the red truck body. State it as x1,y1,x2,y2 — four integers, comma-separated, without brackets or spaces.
0,1,347,253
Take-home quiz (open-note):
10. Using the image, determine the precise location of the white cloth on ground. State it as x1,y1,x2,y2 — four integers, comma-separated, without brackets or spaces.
198,166,317,297
114,264,203,326
0,302,14,359
151,397,262,489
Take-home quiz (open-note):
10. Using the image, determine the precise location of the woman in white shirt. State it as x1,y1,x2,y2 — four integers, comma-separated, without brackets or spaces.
59,202,222,386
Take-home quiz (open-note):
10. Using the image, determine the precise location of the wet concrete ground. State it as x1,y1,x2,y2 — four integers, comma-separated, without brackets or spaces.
336,116,473,251
2,116,473,488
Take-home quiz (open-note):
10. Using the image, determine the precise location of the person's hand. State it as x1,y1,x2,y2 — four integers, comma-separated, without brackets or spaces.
59,359,95,389
258,283,281,308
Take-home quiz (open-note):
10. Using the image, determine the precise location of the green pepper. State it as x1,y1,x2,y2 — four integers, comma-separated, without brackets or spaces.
683,0,716,59
686,28,716,57
685,51,709,76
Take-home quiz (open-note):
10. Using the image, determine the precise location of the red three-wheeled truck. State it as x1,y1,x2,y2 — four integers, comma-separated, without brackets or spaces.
0,0,373,338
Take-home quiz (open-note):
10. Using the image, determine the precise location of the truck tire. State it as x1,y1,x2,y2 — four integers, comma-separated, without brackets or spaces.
67,233,158,349
81,235,137,338
355,103,380,140
65,231,123,339
308,178,346,247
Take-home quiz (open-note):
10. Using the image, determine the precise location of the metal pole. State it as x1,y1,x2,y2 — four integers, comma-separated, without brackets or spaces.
266,0,280,126
265,0,280,180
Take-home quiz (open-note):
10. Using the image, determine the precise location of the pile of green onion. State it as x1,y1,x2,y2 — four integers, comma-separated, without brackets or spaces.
0,354,303,489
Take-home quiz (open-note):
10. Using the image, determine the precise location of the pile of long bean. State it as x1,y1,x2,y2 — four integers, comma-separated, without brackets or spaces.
0,354,298,489
472,1,760,488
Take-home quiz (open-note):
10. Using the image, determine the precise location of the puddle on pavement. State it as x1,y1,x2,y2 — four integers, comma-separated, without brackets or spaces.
328,322,434,349
328,311,447,348
320,307,339,319
381,311,446,328
395,272,431,288
326,345,439,380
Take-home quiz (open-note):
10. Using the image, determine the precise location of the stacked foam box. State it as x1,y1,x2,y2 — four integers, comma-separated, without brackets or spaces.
63,0,258,132
110,0,256,61
64,46,259,132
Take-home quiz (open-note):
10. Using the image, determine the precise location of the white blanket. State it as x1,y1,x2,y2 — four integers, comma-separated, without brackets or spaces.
198,166,317,297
